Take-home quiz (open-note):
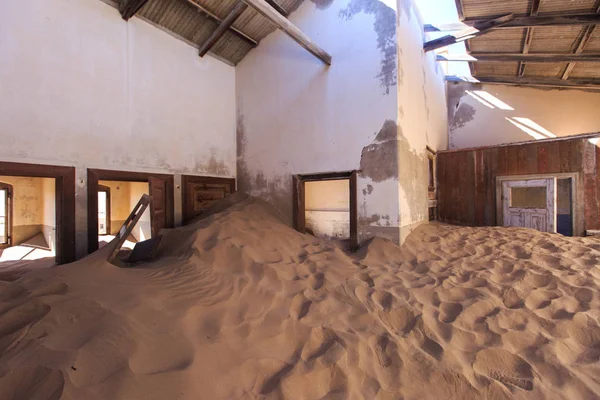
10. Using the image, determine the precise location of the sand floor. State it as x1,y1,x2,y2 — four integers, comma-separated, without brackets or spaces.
0,194,599,399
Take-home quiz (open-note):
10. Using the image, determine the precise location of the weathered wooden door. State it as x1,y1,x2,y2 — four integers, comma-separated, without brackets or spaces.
148,177,167,237
183,179,233,223
502,178,556,232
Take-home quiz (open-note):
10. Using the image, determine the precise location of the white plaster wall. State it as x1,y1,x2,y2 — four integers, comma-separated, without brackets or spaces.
396,0,448,242
449,83,600,149
237,0,400,243
0,0,236,257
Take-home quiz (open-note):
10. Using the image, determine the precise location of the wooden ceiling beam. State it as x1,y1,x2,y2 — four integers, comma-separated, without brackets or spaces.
265,0,288,17
240,0,332,65
184,0,258,47
518,0,541,77
561,2,600,80
199,2,248,57
424,14,514,52
446,75,600,89
425,13,600,32
438,53,600,62
120,0,150,21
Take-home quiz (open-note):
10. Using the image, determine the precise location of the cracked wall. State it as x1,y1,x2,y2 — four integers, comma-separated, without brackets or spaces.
236,0,400,244
449,82,600,149
396,0,448,243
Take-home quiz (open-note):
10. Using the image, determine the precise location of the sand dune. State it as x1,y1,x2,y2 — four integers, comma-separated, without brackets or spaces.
0,193,599,399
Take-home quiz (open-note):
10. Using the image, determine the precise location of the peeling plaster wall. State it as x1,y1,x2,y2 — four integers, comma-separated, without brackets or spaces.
236,0,401,244
0,0,236,257
396,0,448,243
449,83,600,149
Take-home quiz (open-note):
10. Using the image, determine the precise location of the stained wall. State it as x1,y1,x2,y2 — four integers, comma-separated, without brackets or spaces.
0,0,236,257
448,82,600,149
236,0,447,245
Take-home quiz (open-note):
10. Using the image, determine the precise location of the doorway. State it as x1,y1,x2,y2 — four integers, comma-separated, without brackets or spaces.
0,162,75,267
0,182,12,248
497,173,579,235
501,178,556,232
181,175,235,224
87,169,174,254
293,171,358,250
98,185,111,236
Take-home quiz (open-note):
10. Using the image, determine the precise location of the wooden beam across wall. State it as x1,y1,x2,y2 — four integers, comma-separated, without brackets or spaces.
446,74,600,89
437,53,600,62
240,0,332,65
424,14,514,52
120,0,150,21
199,2,248,57
562,2,600,80
184,0,258,47
425,13,600,32
518,0,541,77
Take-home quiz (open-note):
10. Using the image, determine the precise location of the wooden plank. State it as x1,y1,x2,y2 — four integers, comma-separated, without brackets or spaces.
547,141,561,173
108,195,151,264
425,13,600,32
465,76,600,90
437,53,600,62
485,148,499,225
537,143,550,173
518,0,541,77
465,151,476,225
199,2,248,57
559,140,572,172
120,0,150,21
241,0,332,65
424,14,514,52
183,0,258,47
265,0,288,16
526,143,538,174
474,150,486,225
562,2,600,80
516,145,528,175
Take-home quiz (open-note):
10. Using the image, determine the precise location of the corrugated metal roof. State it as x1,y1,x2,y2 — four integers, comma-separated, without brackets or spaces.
132,0,304,65
460,0,600,84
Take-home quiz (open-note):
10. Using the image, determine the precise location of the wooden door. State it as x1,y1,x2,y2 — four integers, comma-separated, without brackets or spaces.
148,177,167,238
183,178,234,223
502,178,556,232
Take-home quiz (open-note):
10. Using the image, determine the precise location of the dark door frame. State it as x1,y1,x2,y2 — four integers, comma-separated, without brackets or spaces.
0,182,13,249
292,170,358,250
97,184,111,235
181,175,236,225
87,169,174,254
0,161,76,264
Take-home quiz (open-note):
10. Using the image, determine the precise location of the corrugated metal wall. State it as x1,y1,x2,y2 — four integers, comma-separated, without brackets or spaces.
437,136,600,233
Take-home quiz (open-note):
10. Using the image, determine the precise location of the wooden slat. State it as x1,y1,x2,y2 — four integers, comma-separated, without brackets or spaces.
199,2,248,57
438,53,600,62
518,0,541,77
447,75,600,89
120,0,150,21
241,0,332,65
562,1,600,80
424,14,514,52
426,13,600,32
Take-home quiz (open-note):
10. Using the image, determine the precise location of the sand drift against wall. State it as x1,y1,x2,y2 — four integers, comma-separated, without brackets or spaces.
0,193,599,399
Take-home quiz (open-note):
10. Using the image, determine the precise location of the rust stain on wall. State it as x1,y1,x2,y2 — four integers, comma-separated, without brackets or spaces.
359,120,398,182
339,0,397,94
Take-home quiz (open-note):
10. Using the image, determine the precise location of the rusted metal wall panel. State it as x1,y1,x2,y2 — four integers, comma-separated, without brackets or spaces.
438,136,600,231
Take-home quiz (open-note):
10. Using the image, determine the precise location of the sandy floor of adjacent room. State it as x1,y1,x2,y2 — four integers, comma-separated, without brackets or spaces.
0,194,599,399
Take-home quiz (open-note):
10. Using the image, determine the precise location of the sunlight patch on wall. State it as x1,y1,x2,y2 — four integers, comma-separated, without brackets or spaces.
505,117,556,141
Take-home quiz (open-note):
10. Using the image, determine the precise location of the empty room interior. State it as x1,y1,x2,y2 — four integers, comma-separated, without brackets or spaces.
1,0,600,398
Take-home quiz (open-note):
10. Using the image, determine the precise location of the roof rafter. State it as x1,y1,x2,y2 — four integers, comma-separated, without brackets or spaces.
561,1,600,80
425,13,600,32
438,53,600,62
198,2,248,57
424,14,514,52
518,0,541,77
240,0,331,65
183,0,258,47
120,0,150,21
446,75,600,89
